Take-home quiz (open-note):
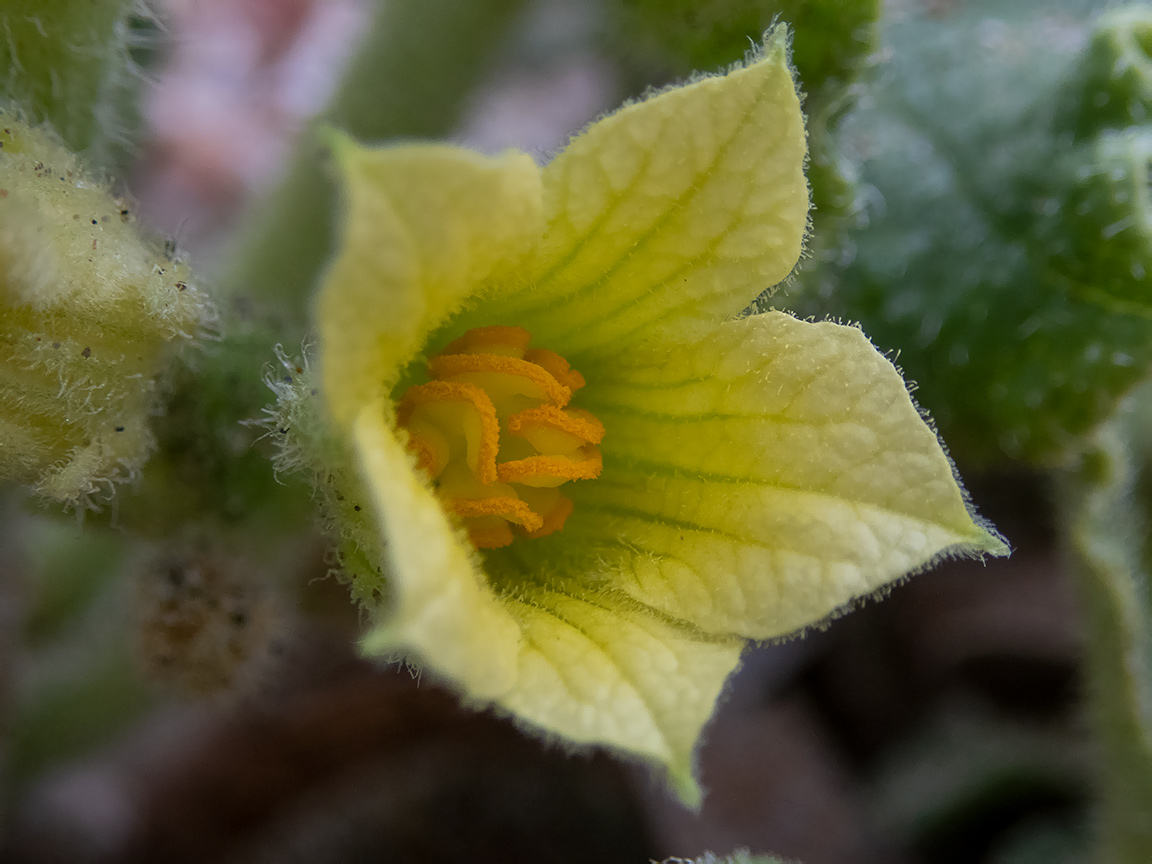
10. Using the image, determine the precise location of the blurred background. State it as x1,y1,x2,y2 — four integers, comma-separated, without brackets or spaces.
1,0,1133,861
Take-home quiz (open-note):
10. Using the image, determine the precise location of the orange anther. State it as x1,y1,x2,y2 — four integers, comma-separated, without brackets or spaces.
448,495,544,533
466,520,515,549
396,380,500,484
507,404,605,446
429,353,572,407
404,426,448,476
497,447,603,487
441,325,531,358
396,327,601,549
524,347,586,391
522,494,575,539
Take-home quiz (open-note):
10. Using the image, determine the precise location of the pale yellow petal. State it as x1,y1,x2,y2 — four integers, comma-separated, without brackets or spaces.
486,28,807,360
499,587,742,807
355,405,522,698
317,139,543,426
560,312,1006,638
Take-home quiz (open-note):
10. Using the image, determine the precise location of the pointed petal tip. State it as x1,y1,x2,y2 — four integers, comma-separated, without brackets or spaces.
934,518,1009,565
668,761,704,811
357,619,395,659
971,524,1011,559
760,22,792,63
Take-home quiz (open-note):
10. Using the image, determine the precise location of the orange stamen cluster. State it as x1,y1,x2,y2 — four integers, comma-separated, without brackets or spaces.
396,326,604,549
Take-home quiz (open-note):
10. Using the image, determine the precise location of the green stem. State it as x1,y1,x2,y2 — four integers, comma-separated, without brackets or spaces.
1064,419,1152,861
219,0,529,328
0,0,139,159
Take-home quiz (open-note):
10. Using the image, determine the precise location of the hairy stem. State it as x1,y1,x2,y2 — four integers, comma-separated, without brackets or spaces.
1064,415,1152,861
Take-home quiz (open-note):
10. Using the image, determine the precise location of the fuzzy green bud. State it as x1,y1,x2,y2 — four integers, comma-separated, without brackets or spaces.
0,115,213,507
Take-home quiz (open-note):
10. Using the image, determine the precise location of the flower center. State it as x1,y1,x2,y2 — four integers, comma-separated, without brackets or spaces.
396,326,603,550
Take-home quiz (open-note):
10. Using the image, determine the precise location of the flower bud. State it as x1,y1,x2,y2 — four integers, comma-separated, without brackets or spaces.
0,115,213,507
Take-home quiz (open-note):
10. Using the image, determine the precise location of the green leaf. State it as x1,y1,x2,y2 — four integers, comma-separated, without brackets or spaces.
802,1,1152,464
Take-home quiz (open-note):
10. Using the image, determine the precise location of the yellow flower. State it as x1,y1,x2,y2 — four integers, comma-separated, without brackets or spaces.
313,29,1006,804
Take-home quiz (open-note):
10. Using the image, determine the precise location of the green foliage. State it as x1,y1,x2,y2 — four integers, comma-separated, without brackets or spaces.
0,0,142,160
800,0,1152,465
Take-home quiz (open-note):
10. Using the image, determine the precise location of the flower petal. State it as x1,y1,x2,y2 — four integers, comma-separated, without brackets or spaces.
489,27,807,359
354,404,523,698
567,312,1007,639
318,138,544,426
498,587,742,807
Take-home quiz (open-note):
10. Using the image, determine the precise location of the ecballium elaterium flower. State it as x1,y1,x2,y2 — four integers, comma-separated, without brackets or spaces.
288,29,1005,803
